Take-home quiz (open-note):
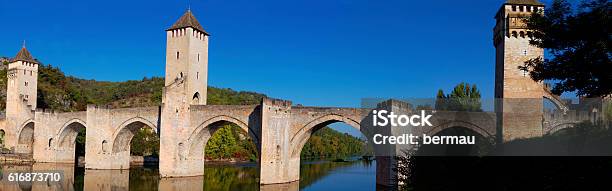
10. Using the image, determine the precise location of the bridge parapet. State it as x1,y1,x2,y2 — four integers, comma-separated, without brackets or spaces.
544,109,595,134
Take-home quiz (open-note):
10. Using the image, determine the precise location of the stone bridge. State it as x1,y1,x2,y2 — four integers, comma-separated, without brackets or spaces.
6,96,598,186
0,97,503,186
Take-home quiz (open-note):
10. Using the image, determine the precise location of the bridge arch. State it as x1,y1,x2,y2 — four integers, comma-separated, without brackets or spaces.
420,122,495,156
185,115,257,158
17,119,35,154
290,114,361,158
545,122,577,135
55,119,87,150
17,119,35,142
111,117,158,153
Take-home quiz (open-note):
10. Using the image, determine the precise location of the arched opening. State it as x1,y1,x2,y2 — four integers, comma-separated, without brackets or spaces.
57,121,86,165
191,120,260,190
189,120,259,161
18,121,35,154
293,121,369,160
293,117,374,189
112,120,159,167
192,92,200,105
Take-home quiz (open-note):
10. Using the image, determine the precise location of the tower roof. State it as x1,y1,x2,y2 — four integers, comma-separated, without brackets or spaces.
11,46,38,64
167,10,209,35
505,0,544,6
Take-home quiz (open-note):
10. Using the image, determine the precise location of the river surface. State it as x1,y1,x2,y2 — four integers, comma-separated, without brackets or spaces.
0,159,376,191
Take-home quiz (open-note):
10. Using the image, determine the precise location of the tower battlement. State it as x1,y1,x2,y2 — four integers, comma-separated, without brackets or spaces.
163,10,209,106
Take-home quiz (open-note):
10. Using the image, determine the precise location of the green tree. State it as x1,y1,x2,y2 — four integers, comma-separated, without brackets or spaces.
520,0,611,97
435,82,482,111
205,124,240,159
75,128,86,156
130,128,159,157
300,127,365,159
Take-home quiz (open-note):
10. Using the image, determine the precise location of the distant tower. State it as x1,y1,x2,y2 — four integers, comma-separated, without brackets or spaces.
164,10,209,105
494,0,546,141
6,44,38,116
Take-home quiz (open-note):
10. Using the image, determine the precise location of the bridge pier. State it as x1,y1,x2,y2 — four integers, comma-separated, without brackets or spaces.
259,98,297,184
159,83,208,177
85,105,122,169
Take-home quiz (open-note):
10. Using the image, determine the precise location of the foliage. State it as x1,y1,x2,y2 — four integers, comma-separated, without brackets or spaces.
520,0,611,97
75,127,86,156
207,88,264,105
435,82,482,111
130,128,159,157
300,127,365,159
205,124,258,161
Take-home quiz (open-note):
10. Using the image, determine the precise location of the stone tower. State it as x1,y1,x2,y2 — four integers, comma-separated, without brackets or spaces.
159,10,210,177
5,44,38,153
494,0,546,141
164,10,209,106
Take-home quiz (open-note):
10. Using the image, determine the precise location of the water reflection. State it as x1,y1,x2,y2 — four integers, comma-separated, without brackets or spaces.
0,160,375,191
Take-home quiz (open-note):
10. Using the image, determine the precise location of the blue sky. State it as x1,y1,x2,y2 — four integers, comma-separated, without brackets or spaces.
0,0,555,135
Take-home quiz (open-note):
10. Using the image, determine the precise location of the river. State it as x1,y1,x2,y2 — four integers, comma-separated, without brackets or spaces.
0,159,376,191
